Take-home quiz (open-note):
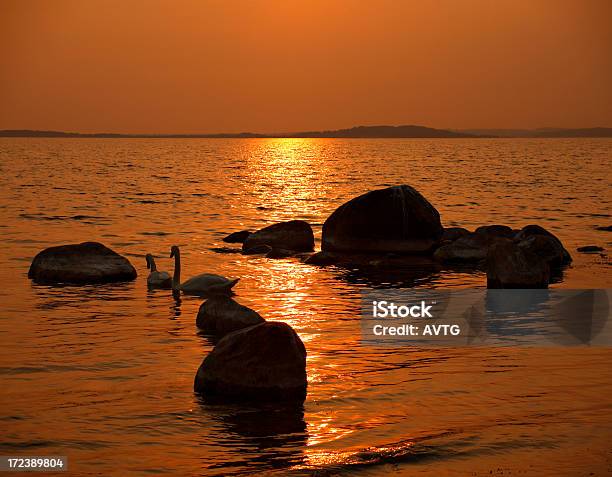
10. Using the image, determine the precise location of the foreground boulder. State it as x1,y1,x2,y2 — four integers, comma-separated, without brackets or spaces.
322,185,443,254
28,242,137,284
486,239,550,288
242,220,314,253
196,296,264,337
194,322,307,401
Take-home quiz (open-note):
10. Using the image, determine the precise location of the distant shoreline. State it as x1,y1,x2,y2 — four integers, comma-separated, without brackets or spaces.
1,125,611,139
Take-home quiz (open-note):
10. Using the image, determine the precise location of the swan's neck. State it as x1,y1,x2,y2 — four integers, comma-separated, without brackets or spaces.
149,257,158,272
172,251,181,290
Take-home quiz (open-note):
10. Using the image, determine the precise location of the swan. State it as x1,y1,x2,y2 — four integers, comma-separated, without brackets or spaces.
146,254,172,289
170,245,239,296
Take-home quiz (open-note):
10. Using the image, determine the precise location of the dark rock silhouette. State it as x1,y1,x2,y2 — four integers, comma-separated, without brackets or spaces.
194,321,307,402
322,185,443,254
243,244,273,255
222,230,252,243
475,224,515,238
486,239,550,288
595,225,612,232
434,232,501,262
518,235,570,268
243,220,314,253
441,227,471,242
28,242,137,284
577,245,604,253
514,224,572,265
266,248,296,259
196,296,264,337
302,251,341,266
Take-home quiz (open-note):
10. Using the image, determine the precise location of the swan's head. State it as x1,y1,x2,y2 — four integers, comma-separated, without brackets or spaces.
145,253,154,269
170,245,180,258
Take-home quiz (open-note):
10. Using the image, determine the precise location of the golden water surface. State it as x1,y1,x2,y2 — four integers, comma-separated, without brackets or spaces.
0,138,611,475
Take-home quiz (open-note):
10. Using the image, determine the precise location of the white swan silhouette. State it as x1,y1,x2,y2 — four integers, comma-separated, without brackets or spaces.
170,245,239,295
146,254,172,289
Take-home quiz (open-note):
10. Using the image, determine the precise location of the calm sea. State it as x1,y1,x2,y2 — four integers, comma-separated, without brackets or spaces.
0,138,611,475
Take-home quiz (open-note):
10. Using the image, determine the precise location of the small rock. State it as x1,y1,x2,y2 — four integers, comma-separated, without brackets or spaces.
243,244,273,255
577,245,604,253
209,246,242,254
28,242,137,284
222,230,252,243
302,251,341,266
434,233,496,262
487,239,550,289
266,248,295,259
595,225,612,232
196,296,264,337
441,227,471,242
475,224,515,238
194,321,307,402
243,220,314,253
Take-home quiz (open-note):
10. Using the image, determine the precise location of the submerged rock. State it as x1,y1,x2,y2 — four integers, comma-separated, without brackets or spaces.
577,245,604,253
194,321,307,402
196,296,264,337
265,248,296,259
28,242,137,284
242,244,273,255
242,220,314,253
322,185,443,254
486,239,550,289
302,251,341,266
223,230,252,243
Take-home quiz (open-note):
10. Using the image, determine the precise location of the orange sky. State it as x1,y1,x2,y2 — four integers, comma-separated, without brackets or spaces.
1,0,611,133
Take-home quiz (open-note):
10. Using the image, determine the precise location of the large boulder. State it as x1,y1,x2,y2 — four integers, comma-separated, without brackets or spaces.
194,322,307,402
196,296,264,337
321,185,443,254
242,220,314,253
486,239,550,289
513,225,572,266
28,242,137,284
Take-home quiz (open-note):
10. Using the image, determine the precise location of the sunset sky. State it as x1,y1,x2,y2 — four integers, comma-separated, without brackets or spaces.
1,0,611,134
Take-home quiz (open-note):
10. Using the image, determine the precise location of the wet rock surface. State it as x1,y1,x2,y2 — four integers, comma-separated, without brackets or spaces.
28,242,137,284
196,296,264,337
486,239,550,289
243,220,314,253
194,321,307,402
322,185,443,254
